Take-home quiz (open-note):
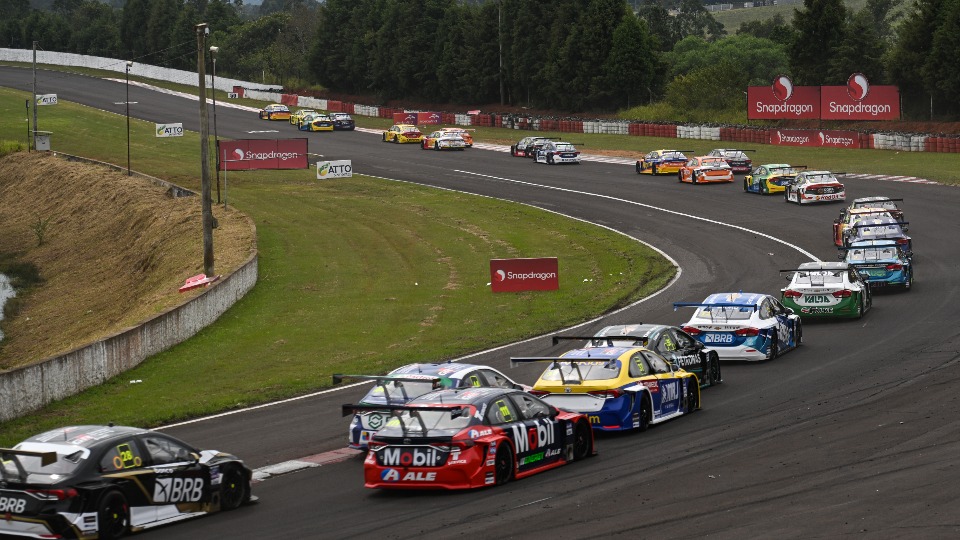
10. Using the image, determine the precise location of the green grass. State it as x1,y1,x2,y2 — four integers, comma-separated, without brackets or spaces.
0,86,674,445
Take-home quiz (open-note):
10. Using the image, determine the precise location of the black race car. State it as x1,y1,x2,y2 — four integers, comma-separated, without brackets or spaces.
330,112,356,130
0,425,254,539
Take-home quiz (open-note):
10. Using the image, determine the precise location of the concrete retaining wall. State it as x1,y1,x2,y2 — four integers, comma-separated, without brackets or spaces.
0,160,258,423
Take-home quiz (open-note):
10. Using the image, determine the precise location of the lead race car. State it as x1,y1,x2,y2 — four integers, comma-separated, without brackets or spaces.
0,425,254,540
674,292,802,361
780,262,872,319
511,341,700,432
334,362,527,450
346,387,594,490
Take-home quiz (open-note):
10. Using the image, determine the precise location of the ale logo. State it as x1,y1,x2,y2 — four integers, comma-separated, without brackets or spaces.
847,73,869,101
772,75,793,102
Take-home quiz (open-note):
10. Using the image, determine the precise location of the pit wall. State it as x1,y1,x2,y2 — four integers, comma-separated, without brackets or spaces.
4,48,956,153
0,155,258,423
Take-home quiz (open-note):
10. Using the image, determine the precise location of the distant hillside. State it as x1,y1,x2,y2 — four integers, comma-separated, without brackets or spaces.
711,0,869,33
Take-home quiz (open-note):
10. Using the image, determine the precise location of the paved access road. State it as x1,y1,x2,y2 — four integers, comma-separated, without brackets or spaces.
4,67,960,538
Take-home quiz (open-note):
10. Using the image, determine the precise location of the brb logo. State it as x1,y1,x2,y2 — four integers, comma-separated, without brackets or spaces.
153,477,204,503
0,496,26,513
847,73,869,101
772,75,794,102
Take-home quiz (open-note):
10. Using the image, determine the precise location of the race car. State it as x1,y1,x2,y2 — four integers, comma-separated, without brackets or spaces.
833,207,898,247
535,141,581,164
330,112,355,130
258,103,290,121
510,344,700,432
510,136,552,157
841,241,914,290
780,262,872,319
636,149,691,175
382,124,424,144
783,170,846,204
298,113,334,132
743,164,806,195
289,108,317,126
843,197,906,230
561,324,722,387
844,216,912,258
334,362,527,450
0,425,254,540
524,137,554,158
674,292,802,361
677,156,733,184
347,387,594,490
439,127,474,146
707,148,754,173
421,130,466,150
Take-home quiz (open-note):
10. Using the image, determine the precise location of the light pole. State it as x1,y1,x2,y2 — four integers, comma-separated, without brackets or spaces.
210,46,221,203
125,60,132,175
196,22,215,277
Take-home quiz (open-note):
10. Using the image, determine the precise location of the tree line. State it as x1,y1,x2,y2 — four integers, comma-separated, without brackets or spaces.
1,0,957,119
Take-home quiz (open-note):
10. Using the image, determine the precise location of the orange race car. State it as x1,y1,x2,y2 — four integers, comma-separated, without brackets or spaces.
677,156,734,184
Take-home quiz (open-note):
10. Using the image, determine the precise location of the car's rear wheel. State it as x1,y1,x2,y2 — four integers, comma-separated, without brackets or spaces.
220,466,249,511
678,171,684,182
795,321,803,346
651,163,658,175
637,395,651,432
382,134,387,142
547,154,555,164
743,178,749,191
434,142,440,150
708,353,721,385
766,335,779,360
905,271,913,290
636,162,643,174
494,444,514,485
692,171,698,184
855,295,864,319
97,491,129,540
685,379,699,413
572,421,592,460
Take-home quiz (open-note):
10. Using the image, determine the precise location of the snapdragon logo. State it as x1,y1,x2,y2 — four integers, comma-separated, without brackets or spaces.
776,131,810,145
847,73,870,101
757,102,813,116
819,132,855,147
243,150,300,161
772,75,794,102
505,271,557,281
828,102,891,117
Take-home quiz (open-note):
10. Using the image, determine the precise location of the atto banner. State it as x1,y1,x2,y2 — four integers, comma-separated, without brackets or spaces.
490,258,559,293
770,129,860,148
748,76,819,120
316,160,352,179
155,123,183,137
820,84,900,120
417,112,442,125
217,139,308,171
36,94,58,106
392,112,419,125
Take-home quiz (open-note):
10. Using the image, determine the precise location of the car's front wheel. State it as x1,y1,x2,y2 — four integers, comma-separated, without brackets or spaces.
766,335,779,360
97,491,129,540
572,420,592,460
220,466,250,511
494,444,514,485
685,379,699,413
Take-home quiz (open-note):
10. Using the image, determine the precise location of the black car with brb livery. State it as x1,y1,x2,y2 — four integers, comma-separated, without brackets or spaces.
0,425,254,539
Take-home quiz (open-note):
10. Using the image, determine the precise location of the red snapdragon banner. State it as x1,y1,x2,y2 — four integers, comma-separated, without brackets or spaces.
490,258,559,293
392,112,419,124
820,85,900,120
770,129,860,148
747,85,820,120
217,139,308,170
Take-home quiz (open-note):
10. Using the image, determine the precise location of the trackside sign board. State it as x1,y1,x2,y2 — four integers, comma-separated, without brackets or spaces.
217,138,309,170
155,123,184,137
490,258,559,293
316,160,352,179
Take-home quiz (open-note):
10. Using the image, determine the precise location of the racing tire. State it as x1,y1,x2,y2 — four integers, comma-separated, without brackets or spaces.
678,171,683,182
393,135,399,144
494,444,515,485
547,154,554,165
766,335,779,361
691,172,698,184
708,353,722,385
572,421,592,461
651,164,658,175
795,321,803,346
220,466,250,511
636,162,643,174
905,272,913,290
855,295,864,319
382,134,387,142
97,491,129,540
434,142,440,151
685,379,699,413
637,395,651,432
743,178,749,191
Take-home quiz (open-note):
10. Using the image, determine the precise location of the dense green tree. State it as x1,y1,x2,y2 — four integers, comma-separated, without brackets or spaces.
923,0,960,117
674,0,726,42
120,0,151,59
664,59,749,111
667,34,789,85
68,1,121,57
736,13,793,45
789,0,848,85
636,3,676,51
888,0,945,117
828,9,886,84
602,13,660,108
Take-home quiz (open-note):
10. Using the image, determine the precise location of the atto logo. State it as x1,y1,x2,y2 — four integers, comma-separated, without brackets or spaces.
772,75,793,102
847,73,869,101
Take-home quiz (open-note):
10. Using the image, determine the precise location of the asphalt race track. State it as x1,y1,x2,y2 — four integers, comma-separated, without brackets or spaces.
4,67,960,539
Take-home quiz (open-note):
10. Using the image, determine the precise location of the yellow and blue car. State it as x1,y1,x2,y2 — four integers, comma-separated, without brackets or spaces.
743,164,805,195
511,342,699,432
258,103,290,121
636,149,690,175
298,113,334,132
289,108,317,126
382,124,424,144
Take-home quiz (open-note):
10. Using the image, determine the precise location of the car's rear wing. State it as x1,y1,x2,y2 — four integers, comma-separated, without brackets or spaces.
332,374,442,386
551,335,649,347
850,221,908,229
340,404,468,436
854,197,903,205
0,448,58,482
673,302,759,311
837,242,901,250
510,356,618,385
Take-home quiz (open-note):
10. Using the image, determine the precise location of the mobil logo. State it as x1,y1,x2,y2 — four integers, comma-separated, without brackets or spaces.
847,73,869,101
510,419,556,453
379,446,446,467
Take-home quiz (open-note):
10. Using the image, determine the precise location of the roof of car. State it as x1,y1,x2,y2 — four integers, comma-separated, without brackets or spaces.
595,324,668,338
22,425,148,448
389,362,491,379
411,386,515,405
702,292,767,306
797,262,850,271
561,347,633,360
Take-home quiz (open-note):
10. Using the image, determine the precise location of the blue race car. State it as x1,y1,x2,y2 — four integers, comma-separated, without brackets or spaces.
845,216,912,258
842,241,914,290
674,292,802,362
333,363,527,450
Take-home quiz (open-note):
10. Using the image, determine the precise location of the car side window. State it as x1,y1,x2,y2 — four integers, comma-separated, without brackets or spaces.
459,372,484,388
479,369,514,389
99,440,144,472
659,332,677,352
487,398,519,425
759,299,775,319
643,352,671,374
143,436,194,465
628,353,646,377
509,393,552,420
671,329,697,350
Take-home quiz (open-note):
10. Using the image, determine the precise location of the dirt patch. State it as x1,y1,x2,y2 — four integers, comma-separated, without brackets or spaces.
0,152,256,370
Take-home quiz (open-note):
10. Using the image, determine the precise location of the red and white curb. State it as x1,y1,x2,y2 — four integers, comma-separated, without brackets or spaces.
252,448,362,483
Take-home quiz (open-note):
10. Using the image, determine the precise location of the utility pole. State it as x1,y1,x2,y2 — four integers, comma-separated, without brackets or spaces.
196,22,215,277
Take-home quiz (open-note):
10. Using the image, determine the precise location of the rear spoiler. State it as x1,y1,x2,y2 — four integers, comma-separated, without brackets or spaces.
0,448,58,482
673,302,759,311
340,403,467,418
837,243,901,250
849,221,908,229
332,374,442,386
510,356,617,385
551,335,648,346
855,197,903,204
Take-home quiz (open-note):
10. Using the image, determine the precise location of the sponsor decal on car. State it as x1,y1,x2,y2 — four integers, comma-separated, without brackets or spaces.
153,477,204,503
703,333,734,344
379,447,446,467
0,496,26,513
509,419,556,453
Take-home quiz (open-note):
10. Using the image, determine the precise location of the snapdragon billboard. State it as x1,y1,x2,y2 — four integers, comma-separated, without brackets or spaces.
217,139,308,170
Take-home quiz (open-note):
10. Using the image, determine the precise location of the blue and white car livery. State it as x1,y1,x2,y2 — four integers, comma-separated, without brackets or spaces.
674,292,802,361
842,241,914,290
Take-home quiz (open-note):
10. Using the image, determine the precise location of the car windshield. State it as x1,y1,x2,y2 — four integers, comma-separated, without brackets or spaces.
539,360,621,382
695,306,754,320
804,174,836,183
377,408,475,436
847,247,898,262
852,223,904,240
555,144,575,151
360,380,442,405
792,271,845,285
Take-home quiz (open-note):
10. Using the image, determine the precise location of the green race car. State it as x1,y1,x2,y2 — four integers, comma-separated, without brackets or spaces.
780,261,872,319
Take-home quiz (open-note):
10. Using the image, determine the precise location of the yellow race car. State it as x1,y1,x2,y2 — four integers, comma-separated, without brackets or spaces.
636,149,691,175
290,108,317,126
511,337,700,432
382,124,424,144
258,103,291,121
298,113,334,132
743,164,806,195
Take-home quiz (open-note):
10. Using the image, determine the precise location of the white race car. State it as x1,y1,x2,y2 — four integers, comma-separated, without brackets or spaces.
784,170,846,204
779,261,873,319
535,141,581,164
674,292,802,361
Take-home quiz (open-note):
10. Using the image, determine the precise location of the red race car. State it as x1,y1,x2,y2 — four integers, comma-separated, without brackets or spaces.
344,387,594,490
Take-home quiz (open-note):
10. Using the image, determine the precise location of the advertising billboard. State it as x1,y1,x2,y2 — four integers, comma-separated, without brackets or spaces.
747,76,819,120
316,160,353,179
770,129,860,148
820,75,900,120
155,123,184,137
392,112,419,125
217,139,309,171
490,258,559,293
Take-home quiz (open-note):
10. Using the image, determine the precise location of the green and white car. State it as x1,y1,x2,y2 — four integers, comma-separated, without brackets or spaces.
780,261,872,319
